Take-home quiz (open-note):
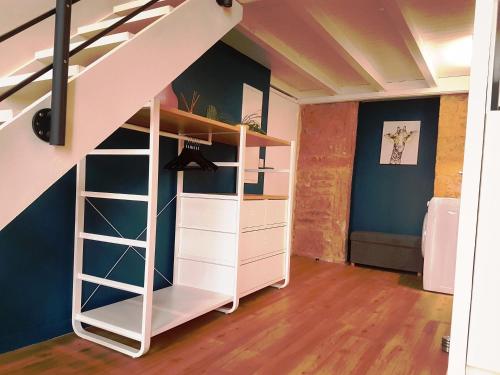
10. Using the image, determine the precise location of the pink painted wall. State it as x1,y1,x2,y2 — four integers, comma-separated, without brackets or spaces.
292,102,359,263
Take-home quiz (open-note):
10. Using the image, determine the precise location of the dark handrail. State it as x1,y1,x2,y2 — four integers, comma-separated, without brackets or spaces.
0,0,81,44
0,0,163,104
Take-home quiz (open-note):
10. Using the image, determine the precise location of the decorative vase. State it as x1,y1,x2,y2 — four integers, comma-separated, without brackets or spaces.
159,83,179,110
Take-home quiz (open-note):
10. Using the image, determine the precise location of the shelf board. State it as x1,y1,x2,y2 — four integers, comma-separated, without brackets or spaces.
243,194,288,201
127,108,290,147
245,169,290,173
79,285,231,339
180,193,239,201
179,193,288,201
246,130,291,147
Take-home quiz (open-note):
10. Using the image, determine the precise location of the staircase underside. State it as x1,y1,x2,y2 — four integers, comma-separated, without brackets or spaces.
0,0,243,231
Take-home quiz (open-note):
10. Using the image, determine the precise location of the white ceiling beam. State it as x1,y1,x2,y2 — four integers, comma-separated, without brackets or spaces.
302,5,388,92
299,76,468,105
381,0,438,87
270,76,302,99
238,23,341,94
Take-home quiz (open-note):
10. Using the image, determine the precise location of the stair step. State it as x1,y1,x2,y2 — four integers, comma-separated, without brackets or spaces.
35,32,133,66
89,149,150,156
0,109,13,124
78,273,145,295
113,0,169,16
77,6,173,38
79,232,147,248
81,191,149,202
0,66,83,99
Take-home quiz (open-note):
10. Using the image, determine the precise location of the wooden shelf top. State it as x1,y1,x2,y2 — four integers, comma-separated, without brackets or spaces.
243,194,288,201
128,108,290,147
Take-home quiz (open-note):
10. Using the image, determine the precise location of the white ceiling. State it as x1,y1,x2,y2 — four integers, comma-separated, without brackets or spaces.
224,0,475,103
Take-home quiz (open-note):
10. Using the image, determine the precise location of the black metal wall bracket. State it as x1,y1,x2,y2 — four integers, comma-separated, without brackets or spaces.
216,0,232,7
32,109,52,143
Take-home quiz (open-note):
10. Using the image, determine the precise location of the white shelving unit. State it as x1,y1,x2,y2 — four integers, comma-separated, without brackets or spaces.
72,102,296,357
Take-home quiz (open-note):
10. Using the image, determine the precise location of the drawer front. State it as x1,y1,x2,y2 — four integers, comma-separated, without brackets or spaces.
180,197,237,233
266,226,287,253
241,200,266,229
179,228,236,265
240,226,286,262
238,253,285,295
178,259,235,295
266,200,287,225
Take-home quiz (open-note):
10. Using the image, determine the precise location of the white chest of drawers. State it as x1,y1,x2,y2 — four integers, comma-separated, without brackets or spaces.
175,194,291,302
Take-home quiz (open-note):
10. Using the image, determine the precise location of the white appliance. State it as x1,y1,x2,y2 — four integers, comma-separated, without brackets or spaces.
422,197,460,294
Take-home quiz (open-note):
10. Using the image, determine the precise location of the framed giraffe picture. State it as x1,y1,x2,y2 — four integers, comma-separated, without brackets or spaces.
380,121,421,165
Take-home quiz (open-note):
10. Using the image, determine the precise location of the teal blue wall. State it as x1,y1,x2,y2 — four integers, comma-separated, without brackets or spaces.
174,41,269,194
0,41,271,354
350,98,440,240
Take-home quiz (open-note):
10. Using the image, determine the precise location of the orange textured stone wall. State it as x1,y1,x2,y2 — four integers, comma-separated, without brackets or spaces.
292,102,359,263
434,94,468,198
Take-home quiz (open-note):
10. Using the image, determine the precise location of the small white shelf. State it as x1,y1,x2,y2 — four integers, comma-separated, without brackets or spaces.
214,162,240,168
245,169,290,173
79,232,147,248
81,191,149,202
179,192,239,201
77,285,231,340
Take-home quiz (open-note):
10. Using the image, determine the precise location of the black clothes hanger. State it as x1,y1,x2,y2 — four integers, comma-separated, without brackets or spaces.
164,142,218,171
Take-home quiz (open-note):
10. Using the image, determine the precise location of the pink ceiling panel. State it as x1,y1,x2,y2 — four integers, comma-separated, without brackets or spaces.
402,0,474,77
317,0,424,82
242,0,368,88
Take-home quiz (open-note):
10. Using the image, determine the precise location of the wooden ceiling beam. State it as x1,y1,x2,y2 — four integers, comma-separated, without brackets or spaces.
301,5,389,92
381,0,438,87
238,23,341,95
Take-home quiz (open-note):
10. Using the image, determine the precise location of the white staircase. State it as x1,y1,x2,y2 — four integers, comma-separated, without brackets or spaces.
0,0,243,231
35,32,134,65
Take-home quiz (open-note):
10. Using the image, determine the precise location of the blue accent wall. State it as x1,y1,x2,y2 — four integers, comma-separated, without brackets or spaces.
173,41,270,195
350,98,440,238
0,41,270,354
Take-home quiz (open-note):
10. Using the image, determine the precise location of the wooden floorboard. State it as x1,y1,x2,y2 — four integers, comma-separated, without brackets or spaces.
0,256,452,374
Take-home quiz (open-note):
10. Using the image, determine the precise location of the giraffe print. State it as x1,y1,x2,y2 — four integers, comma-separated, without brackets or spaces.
384,125,418,164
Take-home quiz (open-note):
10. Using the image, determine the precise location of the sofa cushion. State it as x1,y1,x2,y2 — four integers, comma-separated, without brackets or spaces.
350,231,421,248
